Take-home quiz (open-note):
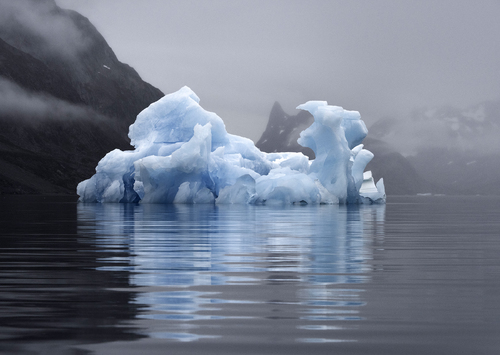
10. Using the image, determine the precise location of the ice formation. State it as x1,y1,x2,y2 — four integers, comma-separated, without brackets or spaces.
77,87,385,204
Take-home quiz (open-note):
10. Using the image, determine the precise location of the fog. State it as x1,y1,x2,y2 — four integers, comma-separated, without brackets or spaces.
55,0,500,145
1,0,498,155
0,78,101,123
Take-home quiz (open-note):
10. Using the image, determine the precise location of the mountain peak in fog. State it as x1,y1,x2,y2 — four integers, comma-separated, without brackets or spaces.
256,101,315,159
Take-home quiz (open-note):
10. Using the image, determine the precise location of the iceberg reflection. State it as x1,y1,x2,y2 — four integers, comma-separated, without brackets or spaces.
77,203,385,342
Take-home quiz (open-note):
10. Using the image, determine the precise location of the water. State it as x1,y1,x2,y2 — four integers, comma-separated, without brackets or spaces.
0,195,499,354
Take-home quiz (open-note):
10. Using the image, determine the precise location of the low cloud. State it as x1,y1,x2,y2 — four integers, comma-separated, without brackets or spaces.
0,77,98,123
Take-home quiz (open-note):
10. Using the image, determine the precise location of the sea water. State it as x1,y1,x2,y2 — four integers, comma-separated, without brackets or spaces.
0,195,499,354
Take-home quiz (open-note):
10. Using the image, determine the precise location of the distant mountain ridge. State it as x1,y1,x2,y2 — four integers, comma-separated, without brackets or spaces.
256,98,500,196
368,100,500,195
255,102,434,196
256,102,315,159
369,101,500,155
0,0,164,194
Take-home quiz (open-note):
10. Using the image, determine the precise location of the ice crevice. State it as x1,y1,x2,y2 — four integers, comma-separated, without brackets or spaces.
77,86,385,204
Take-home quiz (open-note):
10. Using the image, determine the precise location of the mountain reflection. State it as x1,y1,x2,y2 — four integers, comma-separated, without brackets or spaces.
77,202,385,343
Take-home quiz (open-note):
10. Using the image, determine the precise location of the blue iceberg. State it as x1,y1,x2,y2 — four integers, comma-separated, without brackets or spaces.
77,87,385,204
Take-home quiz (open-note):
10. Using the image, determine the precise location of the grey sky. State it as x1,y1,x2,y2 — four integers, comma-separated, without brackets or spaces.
57,0,500,142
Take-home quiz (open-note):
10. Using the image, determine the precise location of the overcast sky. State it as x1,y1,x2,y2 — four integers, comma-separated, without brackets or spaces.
57,0,500,142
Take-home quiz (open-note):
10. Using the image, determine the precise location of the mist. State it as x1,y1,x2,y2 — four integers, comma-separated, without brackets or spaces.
0,78,100,123
56,0,500,147
2,0,499,156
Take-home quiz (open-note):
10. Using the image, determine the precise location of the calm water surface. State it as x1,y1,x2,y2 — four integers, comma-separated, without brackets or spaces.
0,195,499,354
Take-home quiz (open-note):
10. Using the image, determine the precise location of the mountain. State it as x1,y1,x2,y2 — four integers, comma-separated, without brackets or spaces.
0,0,164,194
369,101,500,156
361,137,431,195
256,102,315,159
256,97,500,196
369,101,500,195
407,149,500,195
256,102,431,196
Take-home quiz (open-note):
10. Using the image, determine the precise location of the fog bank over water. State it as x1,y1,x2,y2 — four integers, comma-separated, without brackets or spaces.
58,0,500,142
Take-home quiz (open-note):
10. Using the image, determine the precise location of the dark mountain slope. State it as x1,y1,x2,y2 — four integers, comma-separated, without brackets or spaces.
0,0,164,194
256,102,315,159
363,137,433,195
0,37,82,104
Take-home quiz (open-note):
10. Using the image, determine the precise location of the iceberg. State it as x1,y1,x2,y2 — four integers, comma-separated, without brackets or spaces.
77,86,385,204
